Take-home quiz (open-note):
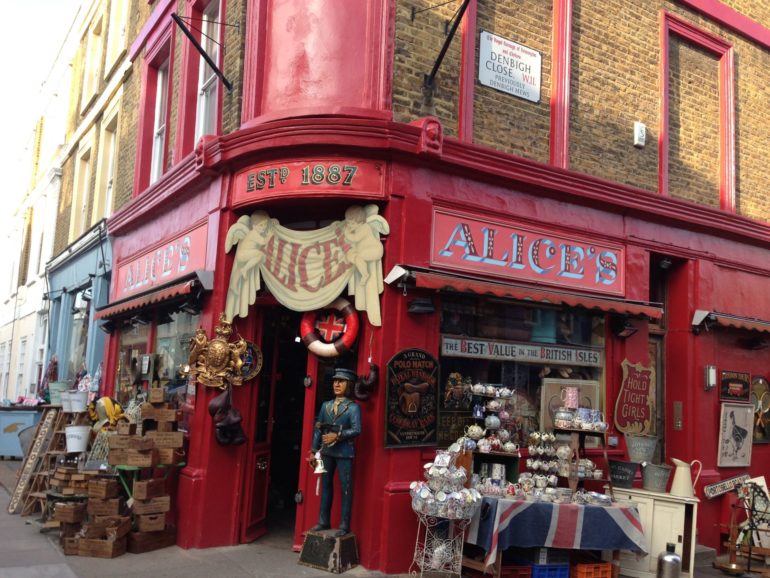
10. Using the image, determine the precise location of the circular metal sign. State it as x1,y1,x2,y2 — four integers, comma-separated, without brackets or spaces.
241,342,264,382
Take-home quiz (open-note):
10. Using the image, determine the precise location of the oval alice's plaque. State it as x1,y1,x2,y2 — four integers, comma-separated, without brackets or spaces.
241,342,264,382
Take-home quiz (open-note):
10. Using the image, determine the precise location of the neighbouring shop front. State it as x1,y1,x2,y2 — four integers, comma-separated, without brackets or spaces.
46,221,112,397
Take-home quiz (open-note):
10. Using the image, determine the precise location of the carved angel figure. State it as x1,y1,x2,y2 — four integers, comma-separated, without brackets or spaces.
344,205,390,326
225,211,271,320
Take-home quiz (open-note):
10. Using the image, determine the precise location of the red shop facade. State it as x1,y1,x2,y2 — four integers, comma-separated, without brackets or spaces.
97,115,770,572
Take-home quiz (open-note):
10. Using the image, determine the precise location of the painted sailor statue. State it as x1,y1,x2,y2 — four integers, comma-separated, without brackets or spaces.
309,367,361,537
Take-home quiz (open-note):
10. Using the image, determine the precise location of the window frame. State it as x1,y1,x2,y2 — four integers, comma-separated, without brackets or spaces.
94,93,121,223
134,24,174,195
68,130,95,243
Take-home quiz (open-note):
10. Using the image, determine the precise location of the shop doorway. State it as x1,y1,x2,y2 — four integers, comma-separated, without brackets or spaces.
240,308,307,544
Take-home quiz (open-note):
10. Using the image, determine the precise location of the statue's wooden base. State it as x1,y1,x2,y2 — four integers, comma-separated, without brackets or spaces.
298,529,359,574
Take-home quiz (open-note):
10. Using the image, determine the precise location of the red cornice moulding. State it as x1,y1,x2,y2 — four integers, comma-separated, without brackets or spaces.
129,0,175,61
677,0,770,49
111,118,770,249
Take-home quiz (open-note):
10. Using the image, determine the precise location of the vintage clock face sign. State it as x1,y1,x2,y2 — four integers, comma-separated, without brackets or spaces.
241,342,264,382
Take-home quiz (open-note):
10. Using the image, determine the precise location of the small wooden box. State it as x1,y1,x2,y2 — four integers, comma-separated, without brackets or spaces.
78,536,127,559
157,448,174,465
148,388,165,403
107,449,129,465
88,478,119,499
156,421,174,432
299,530,359,574
132,495,170,515
136,512,166,533
62,536,79,556
108,435,131,449
92,515,132,540
54,502,86,524
86,498,121,517
116,422,136,436
127,526,177,554
126,448,158,468
151,409,179,423
128,436,154,451
132,478,166,500
146,431,184,448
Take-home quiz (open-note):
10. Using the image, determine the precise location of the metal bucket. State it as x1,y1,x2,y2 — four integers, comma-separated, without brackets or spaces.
609,459,638,489
49,381,69,405
642,463,672,492
65,425,91,453
625,434,658,463
68,390,88,413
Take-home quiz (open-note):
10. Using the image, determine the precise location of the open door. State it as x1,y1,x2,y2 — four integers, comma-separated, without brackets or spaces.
240,308,306,543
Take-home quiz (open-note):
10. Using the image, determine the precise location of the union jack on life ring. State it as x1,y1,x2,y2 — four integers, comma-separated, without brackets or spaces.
300,298,359,358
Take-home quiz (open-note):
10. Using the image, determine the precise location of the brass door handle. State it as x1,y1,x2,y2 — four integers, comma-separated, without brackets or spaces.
256,458,268,471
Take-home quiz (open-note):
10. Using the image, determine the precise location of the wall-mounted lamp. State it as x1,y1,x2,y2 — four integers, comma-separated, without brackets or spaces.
408,297,435,314
747,336,769,350
704,365,718,391
691,309,715,334
98,320,116,334
611,317,638,339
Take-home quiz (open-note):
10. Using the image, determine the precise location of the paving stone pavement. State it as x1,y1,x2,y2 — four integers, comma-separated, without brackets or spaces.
0,459,750,577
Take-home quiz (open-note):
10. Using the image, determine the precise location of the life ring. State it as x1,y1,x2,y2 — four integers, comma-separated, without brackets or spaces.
300,298,359,358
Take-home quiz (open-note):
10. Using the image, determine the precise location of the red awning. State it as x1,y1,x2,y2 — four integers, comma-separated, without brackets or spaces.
94,280,196,320
413,271,663,319
712,313,770,334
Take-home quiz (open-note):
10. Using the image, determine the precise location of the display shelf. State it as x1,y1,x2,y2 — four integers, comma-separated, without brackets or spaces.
553,427,611,496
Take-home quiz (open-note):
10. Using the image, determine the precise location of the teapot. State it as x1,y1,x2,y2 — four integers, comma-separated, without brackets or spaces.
670,457,702,497
485,385,497,396
503,441,519,454
465,424,486,440
497,429,511,443
556,445,573,461
477,438,492,453
485,414,501,430
486,399,502,412
498,409,510,421
472,383,485,395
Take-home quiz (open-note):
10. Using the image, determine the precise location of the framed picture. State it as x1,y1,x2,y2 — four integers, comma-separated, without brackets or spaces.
751,376,770,444
541,379,600,443
385,348,439,448
718,403,753,467
720,370,751,403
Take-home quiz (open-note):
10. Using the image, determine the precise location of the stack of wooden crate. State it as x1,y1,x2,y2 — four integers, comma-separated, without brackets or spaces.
54,476,130,558
49,465,92,496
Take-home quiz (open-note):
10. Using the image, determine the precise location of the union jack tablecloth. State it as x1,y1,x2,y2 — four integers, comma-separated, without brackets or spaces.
466,497,649,569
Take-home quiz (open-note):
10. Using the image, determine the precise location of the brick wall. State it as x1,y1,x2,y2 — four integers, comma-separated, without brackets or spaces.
391,0,770,223
53,157,75,257
667,38,720,208
393,0,461,137
221,0,246,135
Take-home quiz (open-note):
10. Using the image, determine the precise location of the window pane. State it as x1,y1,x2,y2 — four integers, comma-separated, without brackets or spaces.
116,322,149,405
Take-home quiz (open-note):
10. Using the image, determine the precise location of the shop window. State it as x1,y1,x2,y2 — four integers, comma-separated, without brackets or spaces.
437,296,605,447
116,321,150,405
66,291,91,381
153,310,200,401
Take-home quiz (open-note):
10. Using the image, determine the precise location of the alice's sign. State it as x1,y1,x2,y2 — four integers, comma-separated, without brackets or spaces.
431,209,625,296
116,224,208,298
225,205,389,325
441,335,603,367
614,359,655,435
478,30,541,103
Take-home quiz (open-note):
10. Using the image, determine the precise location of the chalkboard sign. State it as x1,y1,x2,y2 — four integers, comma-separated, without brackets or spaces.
7,407,58,514
608,459,637,489
385,349,439,448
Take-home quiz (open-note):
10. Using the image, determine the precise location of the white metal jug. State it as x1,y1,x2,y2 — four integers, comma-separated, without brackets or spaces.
669,457,702,497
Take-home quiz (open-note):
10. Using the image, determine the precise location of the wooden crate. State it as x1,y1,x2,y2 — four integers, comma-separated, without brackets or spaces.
107,449,129,465
60,521,82,537
137,512,166,532
151,409,179,423
132,478,166,500
88,478,119,499
62,536,79,556
92,515,132,540
78,536,127,559
54,502,86,524
156,421,174,432
146,431,184,448
86,498,121,517
116,422,137,435
128,436,154,451
127,526,177,554
132,495,170,515
148,388,165,403
108,434,132,449
126,448,158,468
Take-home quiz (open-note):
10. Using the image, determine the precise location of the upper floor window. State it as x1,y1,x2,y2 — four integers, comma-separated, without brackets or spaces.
94,95,121,221
82,15,104,111
195,0,221,141
105,0,129,76
69,135,94,242
150,60,170,184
